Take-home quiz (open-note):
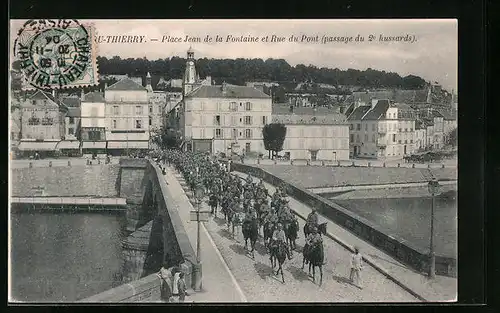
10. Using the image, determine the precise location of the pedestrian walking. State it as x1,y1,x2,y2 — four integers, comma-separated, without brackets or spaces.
349,247,363,289
157,263,174,302
177,272,189,302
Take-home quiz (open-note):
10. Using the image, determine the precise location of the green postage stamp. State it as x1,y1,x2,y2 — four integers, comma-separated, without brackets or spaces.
13,19,99,91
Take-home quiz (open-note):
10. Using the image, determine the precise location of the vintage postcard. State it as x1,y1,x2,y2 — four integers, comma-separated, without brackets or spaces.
9,19,457,303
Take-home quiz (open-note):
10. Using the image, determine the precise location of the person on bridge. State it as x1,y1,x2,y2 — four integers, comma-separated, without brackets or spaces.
272,223,292,260
209,191,218,215
157,263,174,302
349,247,364,289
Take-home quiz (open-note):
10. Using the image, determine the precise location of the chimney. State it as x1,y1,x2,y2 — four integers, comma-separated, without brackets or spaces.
52,89,56,98
80,89,85,101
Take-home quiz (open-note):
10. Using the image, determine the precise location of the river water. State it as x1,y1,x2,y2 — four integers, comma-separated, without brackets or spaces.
10,212,128,302
332,196,457,258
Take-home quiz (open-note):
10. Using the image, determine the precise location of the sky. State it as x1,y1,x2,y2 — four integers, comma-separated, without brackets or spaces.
10,19,458,92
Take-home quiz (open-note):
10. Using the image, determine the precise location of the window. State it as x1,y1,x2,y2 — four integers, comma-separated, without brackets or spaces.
245,102,252,111
232,128,238,138
349,124,353,130
149,107,153,113
112,119,117,129
392,134,396,142
215,115,221,126
262,116,267,125
69,117,75,124
136,106,143,115
89,131,101,141
215,128,223,138
310,150,318,161
356,134,360,142
364,134,368,141
404,140,408,144
244,116,252,125
372,124,376,131
229,102,237,111
410,139,413,143
245,143,251,153
245,129,252,139
149,117,152,126
41,117,54,125
135,120,142,129
405,128,408,132
372,134,375,142
398,140,402,144
69,128,74,135
399,128,402,132
113,106,119,115
350,134,354,142
357,124,361,131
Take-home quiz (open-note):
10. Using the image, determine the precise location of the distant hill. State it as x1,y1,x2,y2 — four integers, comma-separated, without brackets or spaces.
96,56,429,91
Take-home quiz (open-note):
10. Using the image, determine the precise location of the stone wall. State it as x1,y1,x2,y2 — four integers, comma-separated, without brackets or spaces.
232,162,457,278
11,164,120,197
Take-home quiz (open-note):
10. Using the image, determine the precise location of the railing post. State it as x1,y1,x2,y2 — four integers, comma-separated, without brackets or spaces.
68,160,71,167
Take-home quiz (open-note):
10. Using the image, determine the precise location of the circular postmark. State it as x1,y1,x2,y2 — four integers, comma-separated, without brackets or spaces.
13,19,92,91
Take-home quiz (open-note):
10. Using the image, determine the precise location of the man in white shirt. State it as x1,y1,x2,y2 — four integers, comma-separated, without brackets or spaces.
349,247,364,289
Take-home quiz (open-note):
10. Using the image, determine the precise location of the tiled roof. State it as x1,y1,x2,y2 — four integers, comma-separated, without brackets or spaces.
61,97,81,107
272,114,347,125
272,105,341,115
363,99,390,120
67,107,81,117
347,106,371,121
83,91,105,103
186,84,270,99
106,78,147,91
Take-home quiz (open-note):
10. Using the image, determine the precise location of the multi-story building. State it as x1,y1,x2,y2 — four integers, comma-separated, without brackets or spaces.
17,91,66,157
271,106,349,161
346,99,416,159
179,82,272,155
414,120,427,151
81,91,107,155
145,72,167,131
105,78,150,155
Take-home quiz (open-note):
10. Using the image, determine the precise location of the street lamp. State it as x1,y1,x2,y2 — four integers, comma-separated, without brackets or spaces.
427,178,440,278
193,176,205,291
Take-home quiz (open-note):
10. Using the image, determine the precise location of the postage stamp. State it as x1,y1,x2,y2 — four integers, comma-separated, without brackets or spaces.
13,19,99,91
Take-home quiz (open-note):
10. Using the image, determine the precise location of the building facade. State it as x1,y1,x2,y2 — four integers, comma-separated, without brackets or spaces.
17,91,66,156
179,83,272,155
271,114,349,161
347,99,416,159
81,91,107,155
105,78,150,155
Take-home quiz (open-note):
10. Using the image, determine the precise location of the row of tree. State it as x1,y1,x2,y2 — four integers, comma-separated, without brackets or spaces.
95,56,427,90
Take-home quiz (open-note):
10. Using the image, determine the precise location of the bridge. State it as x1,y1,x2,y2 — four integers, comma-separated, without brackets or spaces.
72,157,457,302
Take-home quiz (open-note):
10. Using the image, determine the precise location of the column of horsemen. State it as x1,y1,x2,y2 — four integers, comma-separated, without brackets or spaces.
160,150,326,282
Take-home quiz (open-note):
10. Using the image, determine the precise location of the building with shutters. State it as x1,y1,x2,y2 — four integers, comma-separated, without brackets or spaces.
104,78,150,155
271,105,349,161
81,91,107,155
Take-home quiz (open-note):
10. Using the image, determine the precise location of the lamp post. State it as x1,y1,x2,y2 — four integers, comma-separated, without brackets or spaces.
193,171,205,291
427,178,440,278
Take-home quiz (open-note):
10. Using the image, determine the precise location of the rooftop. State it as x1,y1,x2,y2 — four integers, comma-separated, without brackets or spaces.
363,99,391,120
272,105,341,116
83,91,105,103
67,107,81,117
105,78,147,91
347,105,371,121
272,114,347,125
60,97,81,108
186,84,270,99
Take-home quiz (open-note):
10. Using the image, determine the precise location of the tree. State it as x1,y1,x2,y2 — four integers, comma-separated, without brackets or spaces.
262,123,287,159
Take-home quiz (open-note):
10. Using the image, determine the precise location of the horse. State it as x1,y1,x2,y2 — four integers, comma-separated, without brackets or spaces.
301,239,325,285
242,218,259,258
269,240,287,283
284,219,299,251
304,222,328,238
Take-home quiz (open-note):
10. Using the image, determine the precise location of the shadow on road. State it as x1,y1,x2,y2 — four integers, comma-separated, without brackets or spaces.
254,261,273,280
286,265,310,282
253,241,268,256
229,243,247,256
217,228,234,241
331,274,352,285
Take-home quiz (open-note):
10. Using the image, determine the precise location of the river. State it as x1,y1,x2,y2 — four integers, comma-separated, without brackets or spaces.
332,196,457,258
10,212,128,302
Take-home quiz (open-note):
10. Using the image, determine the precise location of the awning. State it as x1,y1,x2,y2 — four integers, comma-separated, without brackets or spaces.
57,141,81,150
82,141,107,149
18,141,59,151
107,141,149,149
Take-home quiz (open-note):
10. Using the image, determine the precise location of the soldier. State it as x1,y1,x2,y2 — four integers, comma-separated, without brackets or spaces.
272,223,292,260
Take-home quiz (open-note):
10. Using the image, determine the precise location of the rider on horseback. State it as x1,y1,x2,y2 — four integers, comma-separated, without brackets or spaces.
306,210,319,227
272,223,292,260
306,226,323,246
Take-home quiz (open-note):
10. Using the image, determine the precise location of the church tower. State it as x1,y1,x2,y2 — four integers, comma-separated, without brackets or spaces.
183,47,197,96
145,72,153,93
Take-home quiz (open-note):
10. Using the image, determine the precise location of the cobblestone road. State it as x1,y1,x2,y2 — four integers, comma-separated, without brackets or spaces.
173,172,419,302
